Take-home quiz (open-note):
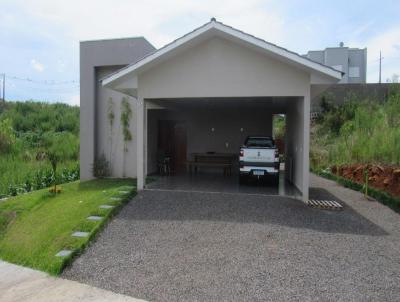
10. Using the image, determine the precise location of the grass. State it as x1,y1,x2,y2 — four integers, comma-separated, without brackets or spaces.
313,168,400,214
0,178,136,275
0,153,78,196
311,87,400,169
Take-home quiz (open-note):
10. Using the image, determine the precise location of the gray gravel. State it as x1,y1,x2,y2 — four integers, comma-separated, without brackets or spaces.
63,176,400,302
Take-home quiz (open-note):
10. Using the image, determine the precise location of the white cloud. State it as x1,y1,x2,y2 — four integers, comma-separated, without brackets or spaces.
30,59,45,72
4,0,400,86
68,94,80,106
56,59,66,73
349,26,400,82
14,0,286,48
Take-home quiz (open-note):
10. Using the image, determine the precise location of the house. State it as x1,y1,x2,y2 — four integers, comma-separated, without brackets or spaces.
80,19,342,202
304,43,367,84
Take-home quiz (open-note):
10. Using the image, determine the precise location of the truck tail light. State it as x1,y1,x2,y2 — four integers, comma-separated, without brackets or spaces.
239,149,244,157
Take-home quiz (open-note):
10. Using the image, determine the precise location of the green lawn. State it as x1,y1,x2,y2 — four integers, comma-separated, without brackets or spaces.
0,178,136,275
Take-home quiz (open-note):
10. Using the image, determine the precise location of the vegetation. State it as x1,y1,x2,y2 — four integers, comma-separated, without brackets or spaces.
273,114,286,140
311,86,400,170
0,178,136,275
120,97,132,151
314,168,400,214
42,132,78,192
92,153,111,178
0,101,79,197
120,97,132,177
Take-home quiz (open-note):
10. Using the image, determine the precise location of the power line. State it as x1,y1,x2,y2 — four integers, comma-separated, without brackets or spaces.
5,74,79,85
379,51,382,84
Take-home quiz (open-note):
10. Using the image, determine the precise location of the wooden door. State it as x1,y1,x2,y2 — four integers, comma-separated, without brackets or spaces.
158,120,187,173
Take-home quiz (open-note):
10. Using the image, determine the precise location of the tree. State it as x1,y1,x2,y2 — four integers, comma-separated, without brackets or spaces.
42,132,78,193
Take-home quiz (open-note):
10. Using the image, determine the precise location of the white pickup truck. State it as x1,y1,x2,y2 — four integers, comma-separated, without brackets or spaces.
239,136,280,184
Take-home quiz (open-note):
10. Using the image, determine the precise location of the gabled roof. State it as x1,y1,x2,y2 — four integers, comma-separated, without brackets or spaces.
102,19,342,87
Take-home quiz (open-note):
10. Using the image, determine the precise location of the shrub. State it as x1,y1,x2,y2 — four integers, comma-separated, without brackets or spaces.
41,132,79,193
311,89,400,168
92,154,110,178
0,118,16,154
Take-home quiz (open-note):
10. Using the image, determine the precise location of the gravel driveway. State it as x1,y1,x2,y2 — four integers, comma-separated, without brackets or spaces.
63,175,400,301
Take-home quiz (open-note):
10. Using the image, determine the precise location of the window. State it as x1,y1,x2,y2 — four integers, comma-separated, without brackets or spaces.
331,65,343,72
349,66,360,78
245,137,275,148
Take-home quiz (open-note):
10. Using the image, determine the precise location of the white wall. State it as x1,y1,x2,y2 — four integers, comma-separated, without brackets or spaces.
138,37,310,99
285,96,310,200
95,66,137,178
80,37,155,180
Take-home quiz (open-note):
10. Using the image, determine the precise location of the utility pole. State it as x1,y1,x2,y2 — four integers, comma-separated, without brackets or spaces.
379,51,382,84
2,73,5,101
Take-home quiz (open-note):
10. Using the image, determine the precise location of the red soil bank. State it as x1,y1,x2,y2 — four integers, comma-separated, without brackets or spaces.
331,164,400,198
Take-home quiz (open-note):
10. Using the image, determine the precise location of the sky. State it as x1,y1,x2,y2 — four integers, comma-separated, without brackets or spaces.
1,0,399,106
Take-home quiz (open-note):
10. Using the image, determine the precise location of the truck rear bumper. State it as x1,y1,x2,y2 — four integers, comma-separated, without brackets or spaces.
240,166,279,175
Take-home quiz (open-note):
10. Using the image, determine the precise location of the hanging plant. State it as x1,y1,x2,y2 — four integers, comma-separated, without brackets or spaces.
107,97,115,165
107,97,115,129
120,97,132,152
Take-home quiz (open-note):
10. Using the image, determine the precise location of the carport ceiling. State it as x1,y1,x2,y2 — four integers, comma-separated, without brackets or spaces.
147,97,300,113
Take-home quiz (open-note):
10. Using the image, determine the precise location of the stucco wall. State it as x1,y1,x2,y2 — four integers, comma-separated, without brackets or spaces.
285,97,305,193
137,37,310,99
147,106,273,174
80,37,155,180
134,36,311,199
95,66,137,178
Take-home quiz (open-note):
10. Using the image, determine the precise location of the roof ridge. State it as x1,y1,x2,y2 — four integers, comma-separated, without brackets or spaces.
102,19,343,84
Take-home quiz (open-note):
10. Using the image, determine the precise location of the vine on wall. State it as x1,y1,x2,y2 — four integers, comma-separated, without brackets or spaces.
120,97,132,177
107,97,115,166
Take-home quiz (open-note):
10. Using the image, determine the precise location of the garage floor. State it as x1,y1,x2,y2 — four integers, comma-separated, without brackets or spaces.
146,170,300,197
62,175,400,302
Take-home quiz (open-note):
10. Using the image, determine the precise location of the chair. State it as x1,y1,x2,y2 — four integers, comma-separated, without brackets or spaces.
157,152,171,176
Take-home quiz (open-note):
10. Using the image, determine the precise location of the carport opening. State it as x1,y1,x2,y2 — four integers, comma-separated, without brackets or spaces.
273,114,286,164
145,97,303,197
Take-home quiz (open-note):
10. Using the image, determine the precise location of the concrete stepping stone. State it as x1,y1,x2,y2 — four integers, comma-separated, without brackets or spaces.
110,197,122,201
87,215,103,221
118,190,129,194
99,204,114,209
55,250,72,257
72,231,90,238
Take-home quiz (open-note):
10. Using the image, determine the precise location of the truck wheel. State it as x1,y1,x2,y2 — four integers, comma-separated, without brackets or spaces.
239,175,247,185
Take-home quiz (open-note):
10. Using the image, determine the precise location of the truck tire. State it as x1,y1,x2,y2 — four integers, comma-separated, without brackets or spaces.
239,174,247,185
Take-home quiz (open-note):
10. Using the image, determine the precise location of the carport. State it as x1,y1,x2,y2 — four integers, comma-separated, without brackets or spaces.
102,19,342,201
144,97,302,197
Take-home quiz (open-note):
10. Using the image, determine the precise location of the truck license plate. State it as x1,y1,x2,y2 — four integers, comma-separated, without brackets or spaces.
253,170,265,176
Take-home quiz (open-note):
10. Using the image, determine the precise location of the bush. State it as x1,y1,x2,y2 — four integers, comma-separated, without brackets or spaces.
312,89,400,168
0,118,16,154
92,154,110,178
314,168,400,213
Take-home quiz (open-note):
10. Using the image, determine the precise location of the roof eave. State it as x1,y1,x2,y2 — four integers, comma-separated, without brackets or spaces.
102,20,342,87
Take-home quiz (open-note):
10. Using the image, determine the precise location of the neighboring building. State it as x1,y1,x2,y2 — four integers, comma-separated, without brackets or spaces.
304,43,367,84
80,19,342,202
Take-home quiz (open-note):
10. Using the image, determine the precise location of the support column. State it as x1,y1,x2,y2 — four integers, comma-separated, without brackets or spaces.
302,92,311,202
144,104,148,176
136,96,145,190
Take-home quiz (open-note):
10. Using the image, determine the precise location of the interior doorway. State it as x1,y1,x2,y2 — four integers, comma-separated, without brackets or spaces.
157,120,187,173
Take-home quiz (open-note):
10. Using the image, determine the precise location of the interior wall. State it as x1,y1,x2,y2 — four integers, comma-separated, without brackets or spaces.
285,97,304,194
96,66,138,178
147,105,273,174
